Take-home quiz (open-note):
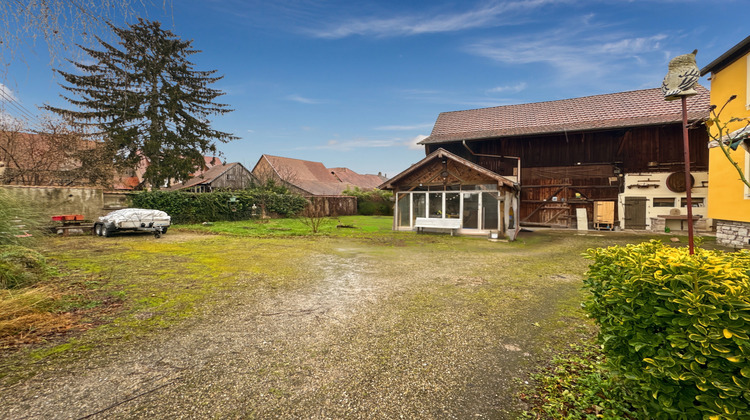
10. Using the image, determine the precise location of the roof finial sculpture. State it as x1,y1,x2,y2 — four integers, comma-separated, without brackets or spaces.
661,49,700,101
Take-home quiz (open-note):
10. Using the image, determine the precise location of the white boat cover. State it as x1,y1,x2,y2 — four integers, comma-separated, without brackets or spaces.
99,208,171,224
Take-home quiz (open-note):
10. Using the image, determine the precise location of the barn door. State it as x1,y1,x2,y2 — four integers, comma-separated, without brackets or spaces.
624,197,647,230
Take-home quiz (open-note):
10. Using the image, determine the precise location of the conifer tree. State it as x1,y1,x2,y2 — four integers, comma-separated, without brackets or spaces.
47,18,236,188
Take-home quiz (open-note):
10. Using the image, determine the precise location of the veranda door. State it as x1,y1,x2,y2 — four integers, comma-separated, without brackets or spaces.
462,193,479,229
463,192,502,231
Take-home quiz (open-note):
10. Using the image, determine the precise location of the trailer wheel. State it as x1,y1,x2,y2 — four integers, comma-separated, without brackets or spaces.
102,225,113,237
94,223,102,236
160,227,168,235
154,231,162,239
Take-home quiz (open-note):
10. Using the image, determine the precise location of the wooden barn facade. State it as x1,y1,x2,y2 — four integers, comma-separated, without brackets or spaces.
418,87,711,231
169,162,256,192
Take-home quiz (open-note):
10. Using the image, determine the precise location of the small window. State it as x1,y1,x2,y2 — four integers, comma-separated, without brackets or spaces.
653,198,675,207
681,197,705,207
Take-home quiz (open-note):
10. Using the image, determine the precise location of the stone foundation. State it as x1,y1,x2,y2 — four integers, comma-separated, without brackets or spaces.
715,219,750,248
650,216,708,233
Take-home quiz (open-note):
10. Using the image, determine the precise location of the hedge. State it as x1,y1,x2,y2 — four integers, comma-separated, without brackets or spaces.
342,187,393,216
583,240,750,419
130,190,308,224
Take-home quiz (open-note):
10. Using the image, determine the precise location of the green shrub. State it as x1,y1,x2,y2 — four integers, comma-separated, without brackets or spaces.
0,245,50,289
130,189,307,224
583,240,750,419
342,187,393,216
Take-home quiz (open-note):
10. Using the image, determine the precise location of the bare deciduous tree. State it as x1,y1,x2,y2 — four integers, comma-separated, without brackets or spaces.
0,0,171,71
252,161,300,194
299,197,334,234
0,114,112,186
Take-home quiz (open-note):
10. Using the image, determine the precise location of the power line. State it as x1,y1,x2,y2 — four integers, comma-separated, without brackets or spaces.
0,89,42,129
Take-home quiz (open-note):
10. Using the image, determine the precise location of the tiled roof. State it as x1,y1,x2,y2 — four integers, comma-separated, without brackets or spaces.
169,162,240,190
420,86,710,145
261,155,384,196
330,167,387,190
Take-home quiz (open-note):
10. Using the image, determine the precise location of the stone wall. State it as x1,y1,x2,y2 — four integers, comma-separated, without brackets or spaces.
1,186,132,219
715,219,750,248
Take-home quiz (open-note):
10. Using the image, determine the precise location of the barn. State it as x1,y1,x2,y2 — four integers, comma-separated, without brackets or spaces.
416,86,711,231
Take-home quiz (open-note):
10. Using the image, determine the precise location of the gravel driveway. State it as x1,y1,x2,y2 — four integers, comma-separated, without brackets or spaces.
1,231,615,419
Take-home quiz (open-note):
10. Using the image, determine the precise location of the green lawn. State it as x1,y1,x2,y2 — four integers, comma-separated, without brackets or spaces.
175,215,395,237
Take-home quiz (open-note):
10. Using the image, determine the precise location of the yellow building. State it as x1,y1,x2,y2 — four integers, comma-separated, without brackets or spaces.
701,36,750,247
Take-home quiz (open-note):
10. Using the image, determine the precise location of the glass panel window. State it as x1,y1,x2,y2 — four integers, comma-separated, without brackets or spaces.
412,193,426,224
397,193,410,227
463,192,479,229
482,192,499,230
429,192,443,218
653,198,676,208
681,197,705,207
445,193,460,218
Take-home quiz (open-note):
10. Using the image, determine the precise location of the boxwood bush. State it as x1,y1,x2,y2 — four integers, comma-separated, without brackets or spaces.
583,240,750,419
130,190,307,224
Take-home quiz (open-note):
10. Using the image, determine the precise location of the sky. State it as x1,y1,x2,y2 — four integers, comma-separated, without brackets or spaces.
0,0,747,178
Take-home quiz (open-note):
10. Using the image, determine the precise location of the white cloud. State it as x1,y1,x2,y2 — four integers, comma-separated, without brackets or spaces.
408,135,428,150
0,83,16,102
296,135,427,152
466,28,669,82
487,82,527,94
286,94,326,104
308,0,564,39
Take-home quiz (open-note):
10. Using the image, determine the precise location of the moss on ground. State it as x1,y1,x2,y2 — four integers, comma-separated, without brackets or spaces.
0,227,699,418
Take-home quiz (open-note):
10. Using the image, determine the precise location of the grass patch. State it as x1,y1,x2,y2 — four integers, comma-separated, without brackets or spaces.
519,341,638,419
1,221,716,416
175,215,395,238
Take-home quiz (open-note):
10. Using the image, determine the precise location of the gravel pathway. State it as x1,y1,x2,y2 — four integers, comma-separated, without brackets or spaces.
1,234,592,419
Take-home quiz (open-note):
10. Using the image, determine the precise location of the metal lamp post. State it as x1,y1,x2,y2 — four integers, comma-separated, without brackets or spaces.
662,49,700,254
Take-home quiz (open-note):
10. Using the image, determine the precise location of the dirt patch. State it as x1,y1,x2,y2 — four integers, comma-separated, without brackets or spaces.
0,231,641,419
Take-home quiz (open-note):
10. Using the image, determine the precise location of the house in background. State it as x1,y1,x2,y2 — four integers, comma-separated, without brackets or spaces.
701,36,750,248
0,131,102,187
168,162,256,192
251,154,386,196
414,87,711,232
114,156,224,191
379,148,519,239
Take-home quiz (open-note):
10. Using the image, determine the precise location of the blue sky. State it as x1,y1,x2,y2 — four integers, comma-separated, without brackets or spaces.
0,0,746,178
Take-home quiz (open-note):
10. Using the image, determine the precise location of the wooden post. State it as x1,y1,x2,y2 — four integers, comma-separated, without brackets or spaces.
681,96,695,254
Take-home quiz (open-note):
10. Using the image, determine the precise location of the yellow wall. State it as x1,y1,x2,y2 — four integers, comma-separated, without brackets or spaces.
707,52,750,222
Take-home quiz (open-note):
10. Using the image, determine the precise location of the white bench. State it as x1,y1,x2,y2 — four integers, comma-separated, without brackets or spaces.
414,217,462,236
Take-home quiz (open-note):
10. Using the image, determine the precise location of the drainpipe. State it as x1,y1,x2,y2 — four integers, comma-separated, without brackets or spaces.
462,140,522,239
